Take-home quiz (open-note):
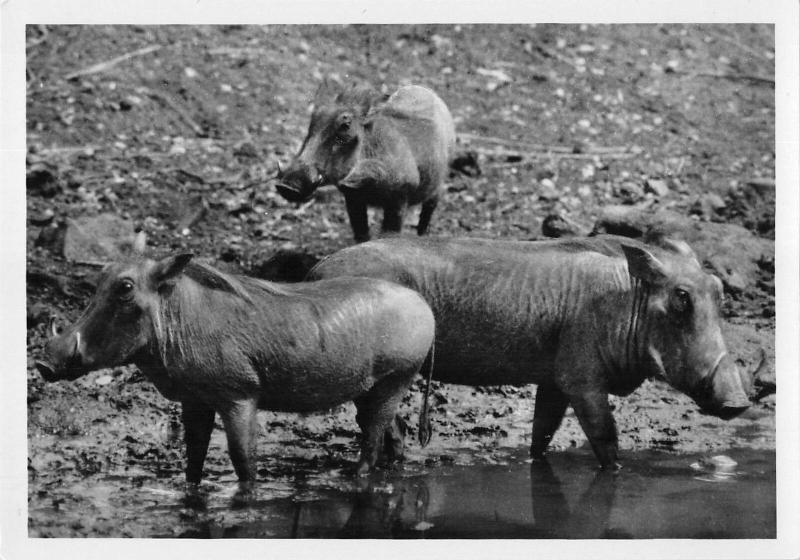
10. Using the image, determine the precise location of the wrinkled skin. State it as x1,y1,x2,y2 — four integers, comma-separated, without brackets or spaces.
37,245,435,485
308,235,753,469
276,83,456,243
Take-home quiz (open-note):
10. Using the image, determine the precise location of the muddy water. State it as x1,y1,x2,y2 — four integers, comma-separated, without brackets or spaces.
28,447,774,538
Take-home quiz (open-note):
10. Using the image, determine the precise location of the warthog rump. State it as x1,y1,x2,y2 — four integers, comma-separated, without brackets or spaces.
36,238,436,484
308,235,754,469
276,82,456,243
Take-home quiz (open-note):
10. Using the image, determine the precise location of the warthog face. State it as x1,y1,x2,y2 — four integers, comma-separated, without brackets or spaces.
622,242,751,418
275,84,381,203
36,253,193,382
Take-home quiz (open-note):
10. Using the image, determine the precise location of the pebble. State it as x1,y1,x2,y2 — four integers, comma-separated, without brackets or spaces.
95,375,113,386
644,178,670,197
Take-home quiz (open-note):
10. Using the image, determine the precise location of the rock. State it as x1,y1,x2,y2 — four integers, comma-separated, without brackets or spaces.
707,256,747,294
542,213,589,238
538,178,559,201
233,141,259,159
615,181,644,203
27,164,61,198
668,177,690,194
592,205,774,292
95,375,114,386
29,209,55,226
252,249,321,283
691,193,727,218
449,150,481,177
644,178,670,197
63,214,138,264
535,168,556,181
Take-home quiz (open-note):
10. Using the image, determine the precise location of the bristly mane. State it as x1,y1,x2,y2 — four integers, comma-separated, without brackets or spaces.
149,260,293,366
183,261,293,302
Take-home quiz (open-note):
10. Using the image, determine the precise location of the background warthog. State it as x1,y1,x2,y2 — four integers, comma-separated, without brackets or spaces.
308,235,755,469
36,239,436,484
276,83,456,243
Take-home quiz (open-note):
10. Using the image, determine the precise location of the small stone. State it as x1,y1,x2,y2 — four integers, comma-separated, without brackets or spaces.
723,271,747,294
704,192,727,211
29,209,55,226
27,164,61,198
184,67,198,78
542,214,587,238
538,178,559,200
616,181,644,202
668,177,689,193
644,178,670,197
95,375,113,386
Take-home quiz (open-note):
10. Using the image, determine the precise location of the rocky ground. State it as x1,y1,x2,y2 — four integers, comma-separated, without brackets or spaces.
25,24,776,537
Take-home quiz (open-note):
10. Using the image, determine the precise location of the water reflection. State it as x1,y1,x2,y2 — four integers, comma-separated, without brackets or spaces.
169,449,774,538
529,460,630,539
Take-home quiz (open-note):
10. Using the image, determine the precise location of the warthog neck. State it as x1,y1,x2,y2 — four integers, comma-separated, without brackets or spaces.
596,276,654,395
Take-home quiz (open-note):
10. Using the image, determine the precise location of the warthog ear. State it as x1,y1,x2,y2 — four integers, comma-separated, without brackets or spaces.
152,253,193,289
621,244,668,285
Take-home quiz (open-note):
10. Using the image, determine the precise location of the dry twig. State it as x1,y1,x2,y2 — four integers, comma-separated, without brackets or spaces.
65,45,161,81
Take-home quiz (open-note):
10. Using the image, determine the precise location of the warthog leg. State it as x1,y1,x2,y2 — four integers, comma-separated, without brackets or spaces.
568,391,620,470
383,414,408,462
219,398,260,485
530,383,570,460
417,196,439,236
353,374,412,476
181,400,216,484
344,194,370,243
381,200,407,234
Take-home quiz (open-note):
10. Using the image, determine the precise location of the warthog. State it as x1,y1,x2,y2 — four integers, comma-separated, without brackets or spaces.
275,83,456,243
308,235,754,469
36,238,436,484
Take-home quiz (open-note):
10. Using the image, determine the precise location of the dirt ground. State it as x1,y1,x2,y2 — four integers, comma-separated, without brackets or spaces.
25,24,776,537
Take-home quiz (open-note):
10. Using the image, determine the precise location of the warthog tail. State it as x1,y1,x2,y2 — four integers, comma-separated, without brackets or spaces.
418,340,435,447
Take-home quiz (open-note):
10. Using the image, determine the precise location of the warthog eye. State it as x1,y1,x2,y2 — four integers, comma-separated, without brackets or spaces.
671,287,692,315
117,279,135,302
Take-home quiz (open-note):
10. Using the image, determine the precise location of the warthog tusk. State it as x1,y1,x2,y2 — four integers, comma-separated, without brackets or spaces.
276,161,283,177
75,331,81,352
50,317,59,338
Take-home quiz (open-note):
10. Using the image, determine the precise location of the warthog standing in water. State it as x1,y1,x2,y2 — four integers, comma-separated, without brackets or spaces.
308,235,755,469
276,83,456,243
36,237,436,485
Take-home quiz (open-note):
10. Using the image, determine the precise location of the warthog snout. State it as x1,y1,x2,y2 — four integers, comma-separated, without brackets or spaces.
275,160,322,203
695,353,751,419
37,328,84,382
34,359,58,382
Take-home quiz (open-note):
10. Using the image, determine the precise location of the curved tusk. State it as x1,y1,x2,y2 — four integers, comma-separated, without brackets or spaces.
50,317,59,338
75,331,81,352
276,160,283,177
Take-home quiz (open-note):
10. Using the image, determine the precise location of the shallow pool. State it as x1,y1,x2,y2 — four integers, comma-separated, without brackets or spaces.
29,447,775,538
